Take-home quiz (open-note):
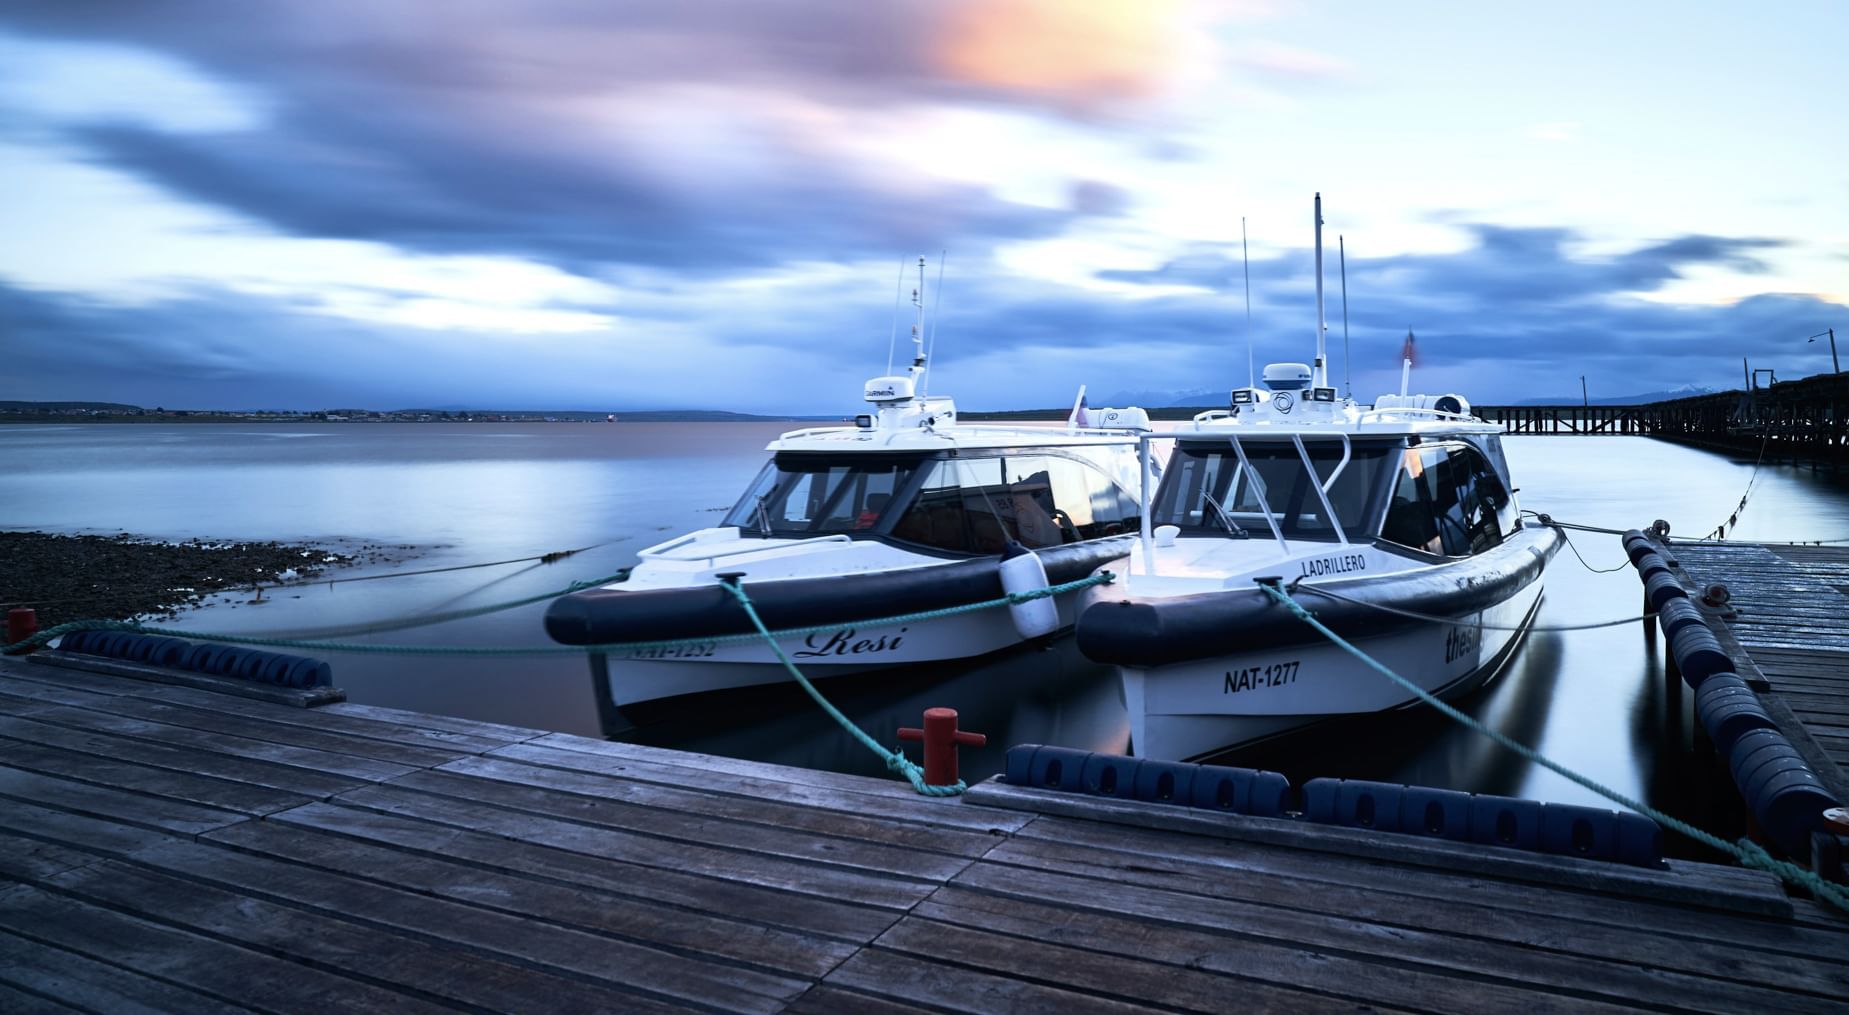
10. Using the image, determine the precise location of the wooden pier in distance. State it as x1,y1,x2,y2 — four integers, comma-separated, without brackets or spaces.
1,651,1846,1012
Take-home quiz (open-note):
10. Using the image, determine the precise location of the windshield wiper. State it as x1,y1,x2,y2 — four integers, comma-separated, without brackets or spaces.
1201,490,1249,539
753,495,774,538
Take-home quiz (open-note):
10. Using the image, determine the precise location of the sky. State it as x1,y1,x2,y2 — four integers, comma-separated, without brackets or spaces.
1,1,1845,412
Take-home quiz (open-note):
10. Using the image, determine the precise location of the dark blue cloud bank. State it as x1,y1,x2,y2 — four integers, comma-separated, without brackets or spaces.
0,3,1840,411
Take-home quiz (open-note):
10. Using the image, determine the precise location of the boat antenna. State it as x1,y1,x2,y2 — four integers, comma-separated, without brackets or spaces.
1339,234,1351,399
1313,193,1327,390
885,257,906,375
909,257,926,383
922,251,946,397
1242,216,1253,389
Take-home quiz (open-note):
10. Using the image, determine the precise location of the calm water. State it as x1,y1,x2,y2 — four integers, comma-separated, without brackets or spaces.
8,421,1849,842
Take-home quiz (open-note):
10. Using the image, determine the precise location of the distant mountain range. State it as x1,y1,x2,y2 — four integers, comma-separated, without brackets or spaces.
1511,384,1719,406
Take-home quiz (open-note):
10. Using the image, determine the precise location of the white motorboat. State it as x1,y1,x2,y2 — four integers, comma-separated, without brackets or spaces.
547,263,1153,710
1075,196,1560,761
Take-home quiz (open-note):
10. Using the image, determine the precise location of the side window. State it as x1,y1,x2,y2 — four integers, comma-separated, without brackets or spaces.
1380,448,1444,555
1379,444,1509,556
891,465,975,553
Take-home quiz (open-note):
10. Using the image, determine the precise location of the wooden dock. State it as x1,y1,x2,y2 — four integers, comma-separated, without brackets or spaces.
2,651,1846,1013
1665,542,1849,803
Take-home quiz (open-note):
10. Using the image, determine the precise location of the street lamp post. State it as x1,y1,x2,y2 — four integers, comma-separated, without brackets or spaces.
1811,328,1839,373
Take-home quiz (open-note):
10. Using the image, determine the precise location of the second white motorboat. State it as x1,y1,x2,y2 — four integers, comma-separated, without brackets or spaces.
1074,195,1560,760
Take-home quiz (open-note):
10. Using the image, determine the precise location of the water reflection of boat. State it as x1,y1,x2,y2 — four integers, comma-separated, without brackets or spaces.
547,261,1152,709
1075,195,1561,761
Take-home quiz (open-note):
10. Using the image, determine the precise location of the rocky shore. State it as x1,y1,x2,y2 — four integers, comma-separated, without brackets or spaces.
2,531,402,630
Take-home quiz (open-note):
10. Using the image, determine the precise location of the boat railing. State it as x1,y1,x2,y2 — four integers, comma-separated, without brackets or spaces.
639,532,855,563
773,422,1147,444
1356,406,1482,424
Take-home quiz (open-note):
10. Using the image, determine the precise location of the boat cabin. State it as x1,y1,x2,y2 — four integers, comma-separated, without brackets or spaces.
724,448,1141,557
1150,433,1520,560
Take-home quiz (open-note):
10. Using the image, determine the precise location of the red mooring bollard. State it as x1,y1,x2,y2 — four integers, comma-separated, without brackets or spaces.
6,608,39,653
897,707,987,786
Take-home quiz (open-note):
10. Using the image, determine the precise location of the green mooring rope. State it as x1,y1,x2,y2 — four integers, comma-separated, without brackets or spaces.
1256,580,1849,913
720,571,1114,798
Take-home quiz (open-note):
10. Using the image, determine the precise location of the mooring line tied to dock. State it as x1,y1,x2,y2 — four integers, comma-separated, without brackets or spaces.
1255,579,1849,912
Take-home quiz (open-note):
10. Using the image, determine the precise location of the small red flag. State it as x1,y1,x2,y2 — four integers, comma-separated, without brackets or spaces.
1400,330,1417,366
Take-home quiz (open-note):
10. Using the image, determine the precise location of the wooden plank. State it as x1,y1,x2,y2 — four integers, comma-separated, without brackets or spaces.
441,753,1007,857
15,661,528,751
205,817,864,979
33,858,695,1015
488,739,1031,834
0,798,189,861
947,862,1844,1014
989,820,1849,975
108,839,811,1013
910,886,1634,1015
265,799,902,941
0,696,419,782
782,985,943,1015
877,914,1428,1013
269,798,902,942
530,731,1025,810
324,785,941,910
0,765,247,837
0,980,82,1015
823,947,1178,1015
24,651,343,707
0,738,314,816
319,699,550,741
0,884,453,1015
0,676,467,769
0,828,110,880
0,929,302,1015
379,767,977,881
962,780,1792,917
0,714,367,799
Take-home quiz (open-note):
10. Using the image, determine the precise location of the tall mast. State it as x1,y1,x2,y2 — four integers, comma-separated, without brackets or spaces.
1242,216,1253,389
1313,193,1327,389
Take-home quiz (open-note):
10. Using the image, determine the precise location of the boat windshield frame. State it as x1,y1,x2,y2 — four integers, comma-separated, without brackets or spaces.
722,452,932,540
723,448,1143,557
1146,434,1402,548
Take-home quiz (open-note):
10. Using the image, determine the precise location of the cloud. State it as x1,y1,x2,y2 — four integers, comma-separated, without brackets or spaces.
0,2,1175,277
1234,41,1353,82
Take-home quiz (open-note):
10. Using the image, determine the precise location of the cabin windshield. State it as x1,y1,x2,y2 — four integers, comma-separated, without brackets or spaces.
1151,440,1394,541
724,454,925,538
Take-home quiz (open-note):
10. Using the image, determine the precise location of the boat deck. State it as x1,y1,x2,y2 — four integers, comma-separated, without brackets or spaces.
1,651,1845,1012
1665,542,1849,800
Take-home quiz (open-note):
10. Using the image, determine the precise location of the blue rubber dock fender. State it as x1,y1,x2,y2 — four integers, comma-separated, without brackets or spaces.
1755,770,1840,854
1643,570,1688,610
1653,598,1708,638
1026,746,1091,792
1003,745,1044,785
1191,766,1289,816
1399,786,1472,840
1633,552,1672,581
1697,692,1776,753
1132,760,1198,805
1080,753,1141,798
1540,802,1620,861
1668,624,1731,686
1468,793,1542,850
1303,778,1403,832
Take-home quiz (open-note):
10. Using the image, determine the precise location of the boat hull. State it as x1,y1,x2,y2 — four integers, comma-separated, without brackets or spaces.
1081,527,1562,761
552,537,1130,707
597,593,1080,706
1122,579,1542,760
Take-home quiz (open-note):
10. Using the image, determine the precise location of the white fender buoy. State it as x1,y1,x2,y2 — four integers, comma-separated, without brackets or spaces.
1000,541,1059,639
